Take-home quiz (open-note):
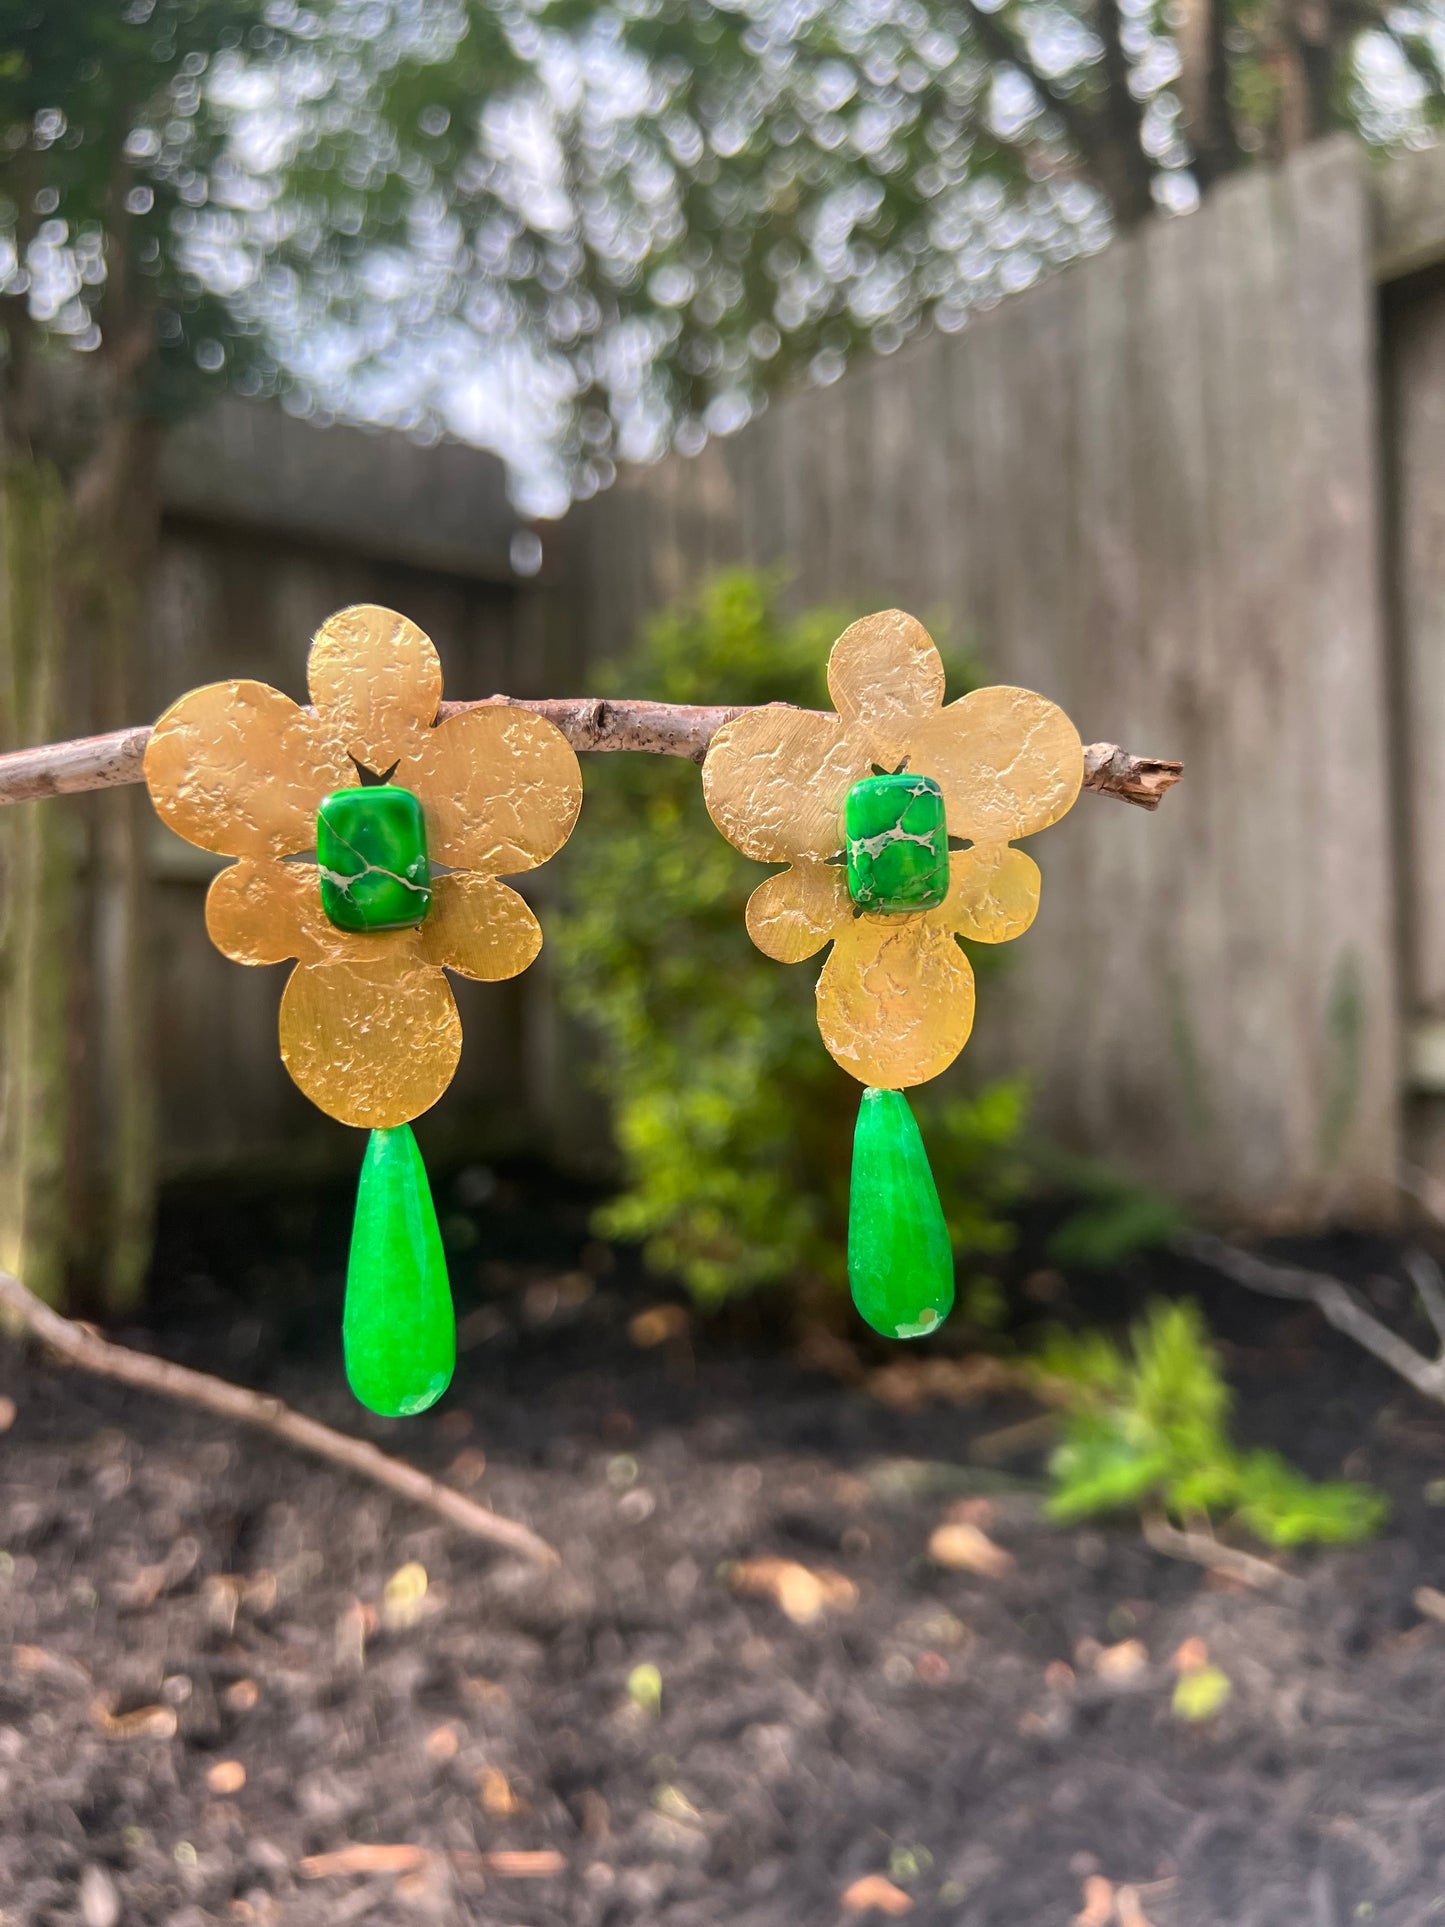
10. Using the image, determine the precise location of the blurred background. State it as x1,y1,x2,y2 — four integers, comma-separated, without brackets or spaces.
8,5,1445,1924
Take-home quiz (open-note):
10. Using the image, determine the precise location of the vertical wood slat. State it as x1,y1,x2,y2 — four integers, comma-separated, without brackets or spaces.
559,137,1399,1224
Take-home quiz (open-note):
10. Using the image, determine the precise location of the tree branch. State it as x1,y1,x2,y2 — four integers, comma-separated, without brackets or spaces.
1178,1231,1445,1404
0,1267,559,1566
964,0,1155,227
0,701,1183,808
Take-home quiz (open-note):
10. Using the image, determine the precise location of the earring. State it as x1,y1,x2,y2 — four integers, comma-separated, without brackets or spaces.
702,609,1081,1340
144,604,582,1415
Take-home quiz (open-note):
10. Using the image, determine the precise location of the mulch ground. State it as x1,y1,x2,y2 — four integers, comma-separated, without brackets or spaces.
5,1164,1445,1927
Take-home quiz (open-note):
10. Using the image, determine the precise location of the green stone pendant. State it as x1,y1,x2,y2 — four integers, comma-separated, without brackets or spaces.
317,784,432,933
844,772,950,913
343,1124,455,1416
847,1087,955,1339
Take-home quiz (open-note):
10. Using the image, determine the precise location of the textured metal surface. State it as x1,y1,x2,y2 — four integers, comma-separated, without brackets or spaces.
279,958,463,1131
703,610,1082,1088
146,603,581,1127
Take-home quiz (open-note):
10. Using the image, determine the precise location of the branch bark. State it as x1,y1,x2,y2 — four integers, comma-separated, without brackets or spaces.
1178,1231,1445,1404
0,1266,559,1565
0,702,1183,809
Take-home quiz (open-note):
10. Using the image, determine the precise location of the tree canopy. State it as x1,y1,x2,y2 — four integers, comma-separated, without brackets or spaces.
3,0,1441,508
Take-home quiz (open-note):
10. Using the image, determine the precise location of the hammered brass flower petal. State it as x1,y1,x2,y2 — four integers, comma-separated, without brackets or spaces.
406,705,582,875
910,686,1083,843
279,958,461,1129
826,611,946,764
308,604,445,771
702,705,867,862
929,844,1042,945
745,859,850,963
420,872,543,981
206,859,429,970
206,860,325,965
145,681,340,858
817,918,976,1088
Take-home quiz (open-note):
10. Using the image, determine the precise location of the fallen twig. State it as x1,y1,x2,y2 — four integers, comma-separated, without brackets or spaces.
0,704,1180,803
1176,1231,1445,1405
1140,1507,1302,1599
0,1268,558,1565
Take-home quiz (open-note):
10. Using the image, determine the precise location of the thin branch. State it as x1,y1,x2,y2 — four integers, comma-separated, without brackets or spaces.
0,701,1182,807
1402,1248,1445,1347
0,1267,558,1566
1178,1231,1445,1404
1140,1506,1303,1597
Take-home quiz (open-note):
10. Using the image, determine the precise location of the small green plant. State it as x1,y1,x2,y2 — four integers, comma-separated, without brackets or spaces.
1039,1299,1385,1547
550,569,1029,1308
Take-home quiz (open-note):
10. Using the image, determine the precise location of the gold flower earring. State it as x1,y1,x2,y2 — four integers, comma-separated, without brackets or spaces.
702,609,1081,1340
144,604,582,1415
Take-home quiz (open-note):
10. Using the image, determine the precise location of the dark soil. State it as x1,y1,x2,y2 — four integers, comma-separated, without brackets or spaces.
5,1166,1445,1927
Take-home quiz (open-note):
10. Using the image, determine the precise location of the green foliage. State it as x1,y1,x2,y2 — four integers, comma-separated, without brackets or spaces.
551,569,1028,1307
7,1,1444,496
1041,1151,1186,1269
1042,1299,1386,1547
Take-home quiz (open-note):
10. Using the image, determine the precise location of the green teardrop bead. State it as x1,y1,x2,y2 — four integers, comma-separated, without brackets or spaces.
847,1087,955,1340
343,1125,455,1416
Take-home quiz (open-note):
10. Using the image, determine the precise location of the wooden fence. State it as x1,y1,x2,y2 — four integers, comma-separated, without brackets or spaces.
554,136,1405,1226
91,136,1445,1222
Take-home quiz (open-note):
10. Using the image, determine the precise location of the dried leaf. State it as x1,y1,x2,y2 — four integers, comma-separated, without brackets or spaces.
79,1863,120,1927
479,1765,521,1815
626,1662,663,1716
926,1522,1014,1578
299,1844,429,1878
728,1557,858,1625
13,1644,90,1688
335,1598,368,1671
425,1724,460,1762
207,1760,247,1795
1093,1639,1148,1683
223,1678,260,1713
481,1850,566,1878
381,1561,428,1631
652,1783,703,1826
1172,1636,1209,1673
1171,1664,1232,1722
89,1697,178,1741
841,1873,915,1915
628,1304,690,1348
1116,1885,1158,1927
1074,1873,1116,1926
448,1448,488,1488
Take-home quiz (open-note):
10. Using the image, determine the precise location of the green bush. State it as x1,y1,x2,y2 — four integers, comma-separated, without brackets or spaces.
550,570,1029,1309
1039,1298,1385,1547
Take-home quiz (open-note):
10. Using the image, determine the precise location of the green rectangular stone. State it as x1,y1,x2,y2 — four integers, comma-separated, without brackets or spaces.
845,772,949,913
317,784,432,933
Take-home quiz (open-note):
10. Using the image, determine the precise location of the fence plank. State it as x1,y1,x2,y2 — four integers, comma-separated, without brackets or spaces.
559,139,1398,1224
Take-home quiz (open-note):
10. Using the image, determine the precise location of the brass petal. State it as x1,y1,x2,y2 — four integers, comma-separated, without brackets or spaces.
278,958,461,1129
702,705,867,862
816,918,976,1088
206,860,429,970
420,872,543,981
745,860,850,963
308,604,444,771
145,681,339,859
928,844,1042,945
826,611,946,764
909,686,1083,842
405,705,582,874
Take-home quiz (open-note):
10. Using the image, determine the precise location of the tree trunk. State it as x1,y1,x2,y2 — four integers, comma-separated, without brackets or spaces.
0,461,82,1305
70,416,162,1312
